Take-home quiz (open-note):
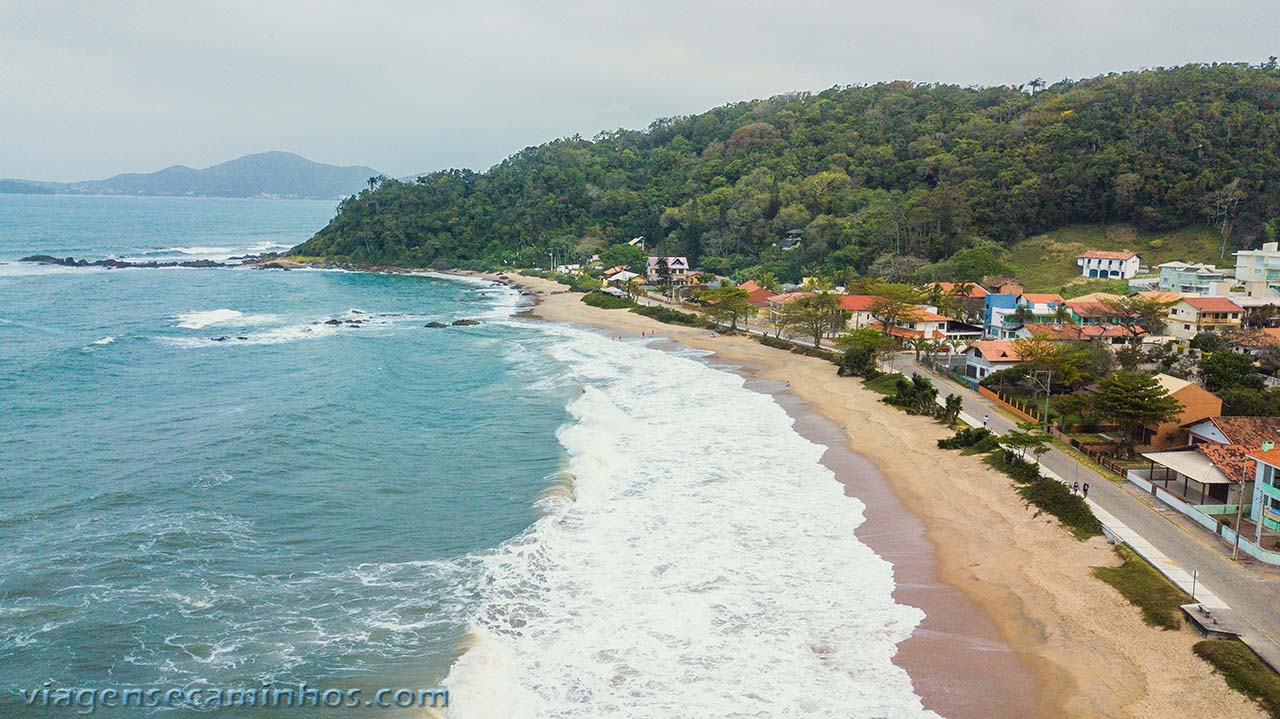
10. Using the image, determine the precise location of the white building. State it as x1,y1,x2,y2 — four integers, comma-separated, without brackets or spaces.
1077,250,1141,279
1236,242,1280,287
1156,261,1225,294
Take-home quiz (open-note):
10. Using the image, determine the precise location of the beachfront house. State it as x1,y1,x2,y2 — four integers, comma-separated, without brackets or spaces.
1166,297,1244,342
1247,446,1280,539
646,256,691,286
963,340,1025,382
1077,250,1141,279
1138,416,1280,509
839,295,879,330
739,280,778,320
1156,262,1226,294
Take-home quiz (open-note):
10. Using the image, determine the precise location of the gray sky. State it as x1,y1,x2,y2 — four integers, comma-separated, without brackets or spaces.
2,0,1277,181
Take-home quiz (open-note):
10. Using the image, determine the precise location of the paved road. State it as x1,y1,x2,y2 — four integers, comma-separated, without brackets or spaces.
905,358,1280,658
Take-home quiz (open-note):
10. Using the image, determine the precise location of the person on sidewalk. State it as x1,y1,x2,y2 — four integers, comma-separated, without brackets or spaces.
983,414,989,428
1072,481,1080,495
1082,482,1090,498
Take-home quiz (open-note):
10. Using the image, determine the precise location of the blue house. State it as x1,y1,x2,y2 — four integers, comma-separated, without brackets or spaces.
983,294,1020,338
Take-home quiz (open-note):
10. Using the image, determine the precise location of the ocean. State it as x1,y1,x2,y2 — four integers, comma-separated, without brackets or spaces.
0,194,936,717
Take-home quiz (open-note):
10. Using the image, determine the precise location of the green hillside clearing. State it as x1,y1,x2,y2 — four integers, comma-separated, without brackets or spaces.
1007,224,1226,292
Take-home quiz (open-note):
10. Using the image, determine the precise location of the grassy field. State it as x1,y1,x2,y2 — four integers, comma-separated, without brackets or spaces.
1092,544,1189,630
1195,639,1280,718
1006,223,1225,291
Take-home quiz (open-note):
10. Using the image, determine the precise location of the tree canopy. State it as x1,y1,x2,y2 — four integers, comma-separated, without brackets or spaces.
293,63,1280,280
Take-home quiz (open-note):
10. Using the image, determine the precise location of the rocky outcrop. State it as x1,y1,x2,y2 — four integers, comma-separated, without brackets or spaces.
451,319,480,326
20,255,225,269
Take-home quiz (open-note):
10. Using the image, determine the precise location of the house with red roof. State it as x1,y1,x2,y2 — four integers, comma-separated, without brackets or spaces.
1077,249,1141,279
963,340,1025,381
1167,297,1243,342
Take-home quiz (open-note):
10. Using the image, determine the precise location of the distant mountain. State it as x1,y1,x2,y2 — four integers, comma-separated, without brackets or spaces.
2,151,382,200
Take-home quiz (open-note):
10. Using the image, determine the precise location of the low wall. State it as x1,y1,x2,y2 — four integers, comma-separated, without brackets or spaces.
1126,469,1280,564
977,386,1041,424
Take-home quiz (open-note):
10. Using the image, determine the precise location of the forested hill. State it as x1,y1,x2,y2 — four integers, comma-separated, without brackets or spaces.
293,62,1280,280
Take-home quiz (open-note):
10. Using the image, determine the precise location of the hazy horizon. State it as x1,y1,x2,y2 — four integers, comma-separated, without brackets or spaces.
3,0,1278,183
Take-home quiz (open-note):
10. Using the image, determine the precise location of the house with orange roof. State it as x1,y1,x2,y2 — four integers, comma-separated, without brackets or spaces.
1077,249,1141,279
1167,297,1244,342
963,340,1025,381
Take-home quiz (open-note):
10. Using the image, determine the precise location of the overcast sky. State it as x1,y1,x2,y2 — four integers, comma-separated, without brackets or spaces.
1,0,1277,181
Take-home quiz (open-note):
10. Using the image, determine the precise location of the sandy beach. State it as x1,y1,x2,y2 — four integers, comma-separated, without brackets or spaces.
480,271,1262,719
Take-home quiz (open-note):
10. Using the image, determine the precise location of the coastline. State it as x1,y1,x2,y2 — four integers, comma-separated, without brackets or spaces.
463,270,1262,719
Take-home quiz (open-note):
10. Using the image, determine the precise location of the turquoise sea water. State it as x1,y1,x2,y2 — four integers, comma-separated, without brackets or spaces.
0,195,571,716
1,194,938,719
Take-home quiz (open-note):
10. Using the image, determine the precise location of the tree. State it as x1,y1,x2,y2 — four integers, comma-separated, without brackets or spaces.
1095,371,1183,450
755,272,781,291
1098,295,1173,344
1190,331,1225,353
1199,350,1263,392
597,242,646,269
701,286,752,331
836,328,894,376
941,394,964,426
780,293,842,349
1001,427,1051,462
1012,333,1058,371
1115,344,1144,371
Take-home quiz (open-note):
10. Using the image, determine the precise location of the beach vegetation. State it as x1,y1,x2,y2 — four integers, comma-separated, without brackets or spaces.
862,372,907,396
1093,545,1188,631
981,449,1104,539
882,373,939,415
581,292,635,309
629,304,704,327
1194,639,1280,718
835,327,893,377
937,426,993,449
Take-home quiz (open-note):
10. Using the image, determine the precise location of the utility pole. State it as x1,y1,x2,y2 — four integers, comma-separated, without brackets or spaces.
1233,464,1246,561
1027,369,1053,434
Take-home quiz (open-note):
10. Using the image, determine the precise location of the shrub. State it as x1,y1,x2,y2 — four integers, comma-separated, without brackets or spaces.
581,292,635,309
883,373,939,416
756,335,796,350
629,304,703,326
938,427,993,449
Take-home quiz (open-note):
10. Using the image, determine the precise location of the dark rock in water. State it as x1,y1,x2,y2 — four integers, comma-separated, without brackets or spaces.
324,319,343,325
19,254,226,269
236,336,248,340
345,322,361,327
424,322,448,328
212,336,228,342
451,319,480,326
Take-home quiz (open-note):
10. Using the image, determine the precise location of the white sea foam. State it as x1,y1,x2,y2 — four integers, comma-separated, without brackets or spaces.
443,326,936,719
89,336,116,345
175,309,280,329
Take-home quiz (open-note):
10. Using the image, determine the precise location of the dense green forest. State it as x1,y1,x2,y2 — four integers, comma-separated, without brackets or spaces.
292,62,1280,282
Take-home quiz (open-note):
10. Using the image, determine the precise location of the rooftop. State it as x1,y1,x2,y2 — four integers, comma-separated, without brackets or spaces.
1079,250,1139,260
1179,297,1243,313
968,340,1024,362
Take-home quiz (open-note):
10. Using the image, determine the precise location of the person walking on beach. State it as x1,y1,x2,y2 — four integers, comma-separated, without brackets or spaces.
1072,481,1079,495
1082,482,1090,498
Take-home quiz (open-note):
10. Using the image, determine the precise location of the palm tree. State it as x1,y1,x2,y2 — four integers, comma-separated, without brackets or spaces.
906,337,931,361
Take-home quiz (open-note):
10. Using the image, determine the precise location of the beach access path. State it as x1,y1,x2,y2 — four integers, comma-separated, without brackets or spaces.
905,358,1280,671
